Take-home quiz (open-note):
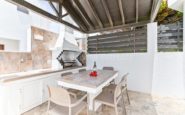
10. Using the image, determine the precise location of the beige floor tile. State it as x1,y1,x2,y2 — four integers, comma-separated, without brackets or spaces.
22,91,185,115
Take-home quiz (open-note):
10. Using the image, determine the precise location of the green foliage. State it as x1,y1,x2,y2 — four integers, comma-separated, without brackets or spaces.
158,0,168,13
156,0,183,24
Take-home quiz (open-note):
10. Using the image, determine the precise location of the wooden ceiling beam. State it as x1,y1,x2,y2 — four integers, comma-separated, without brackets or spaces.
136,0,139,23
150,0,162,22
86,0,103,28
101,0,113,27
40,0,61,3
6,0,84,32
49,1,59,16
58,0,64,4
73,0,94,30
62,0,88,31
118,0,125,24
88,21,149,33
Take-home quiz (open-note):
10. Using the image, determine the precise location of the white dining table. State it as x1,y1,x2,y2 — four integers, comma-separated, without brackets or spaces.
57,70,118,111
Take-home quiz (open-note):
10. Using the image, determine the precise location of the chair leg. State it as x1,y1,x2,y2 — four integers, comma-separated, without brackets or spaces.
69,108,72,115
102,104,105,112
47,100,50,115
121,94,127,115
126,88,130,105
86,106,89,115
93,100,96,115
115,104,119,115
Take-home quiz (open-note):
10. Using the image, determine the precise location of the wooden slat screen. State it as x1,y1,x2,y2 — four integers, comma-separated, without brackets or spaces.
87,27,147,54
158,22,183,52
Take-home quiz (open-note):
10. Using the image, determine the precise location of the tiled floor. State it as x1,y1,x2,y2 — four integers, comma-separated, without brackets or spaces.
23,91,185,115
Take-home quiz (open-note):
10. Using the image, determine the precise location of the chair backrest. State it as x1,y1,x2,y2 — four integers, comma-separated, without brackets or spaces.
61,72,72,77
79,69,86,72
48,86,71,107
114,81,122,104
114,73,129,104
120,73,129,87
103,67,114,71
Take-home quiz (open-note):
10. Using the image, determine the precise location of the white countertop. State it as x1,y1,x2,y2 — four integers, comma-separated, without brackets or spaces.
0,66,86,83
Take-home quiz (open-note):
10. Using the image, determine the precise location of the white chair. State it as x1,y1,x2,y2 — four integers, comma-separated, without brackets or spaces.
47,86,88,115
102,66,114,71
79,69,86,73
61,72,73,76
104,73,130,105
93,80,126,115
103,66,115,84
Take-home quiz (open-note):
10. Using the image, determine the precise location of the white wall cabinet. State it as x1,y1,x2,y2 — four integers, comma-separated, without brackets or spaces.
20,80,43,113
3,79,43,115
3,77,54,115
0,67,86,115
42,74,61,102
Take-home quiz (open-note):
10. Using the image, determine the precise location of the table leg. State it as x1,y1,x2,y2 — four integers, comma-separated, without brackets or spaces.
87,91,102,114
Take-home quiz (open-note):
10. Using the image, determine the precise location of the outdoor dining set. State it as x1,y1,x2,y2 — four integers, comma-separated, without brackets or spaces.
47,66,130,115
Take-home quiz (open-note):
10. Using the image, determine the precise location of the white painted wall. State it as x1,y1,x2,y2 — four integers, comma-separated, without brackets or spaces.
30,12,60,34
0,1,28,51
87,22,185,98
87,53,154,94
87,23,157,94
152,52,184,98
183,0,185,99
0,0,60,52
182,2,185,99
0,38,19,51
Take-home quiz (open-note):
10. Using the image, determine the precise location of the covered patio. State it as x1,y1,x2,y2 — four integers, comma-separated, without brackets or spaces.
0,0,185,115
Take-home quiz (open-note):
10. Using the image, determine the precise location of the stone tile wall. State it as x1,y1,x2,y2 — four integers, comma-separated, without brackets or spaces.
0,26,58,75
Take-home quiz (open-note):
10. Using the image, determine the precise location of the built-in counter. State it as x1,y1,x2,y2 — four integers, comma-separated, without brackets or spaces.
0,66,86,83
0,66,86,115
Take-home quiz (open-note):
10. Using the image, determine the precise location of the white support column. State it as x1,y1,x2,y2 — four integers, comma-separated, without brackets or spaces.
147,22,158,94
147,22,158,54
151,21,185,98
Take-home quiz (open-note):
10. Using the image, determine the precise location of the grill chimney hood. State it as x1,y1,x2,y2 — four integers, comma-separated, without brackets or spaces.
62,32,81,52
52,25,82,52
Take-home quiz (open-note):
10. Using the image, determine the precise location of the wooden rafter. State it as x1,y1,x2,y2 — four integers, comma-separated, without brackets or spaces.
118,0,125,24
151,0,155,18
61,13,68,18
49,1,59,16
7,0,155,33
62,0,88,31
150,0,162,22
136,0,139,22
88,21,149,33
6,0,83,32
58,2,68,18
101,0,113,27
73,0,94,30
86,0,103,28
58,3,62,18
57,0,64,18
